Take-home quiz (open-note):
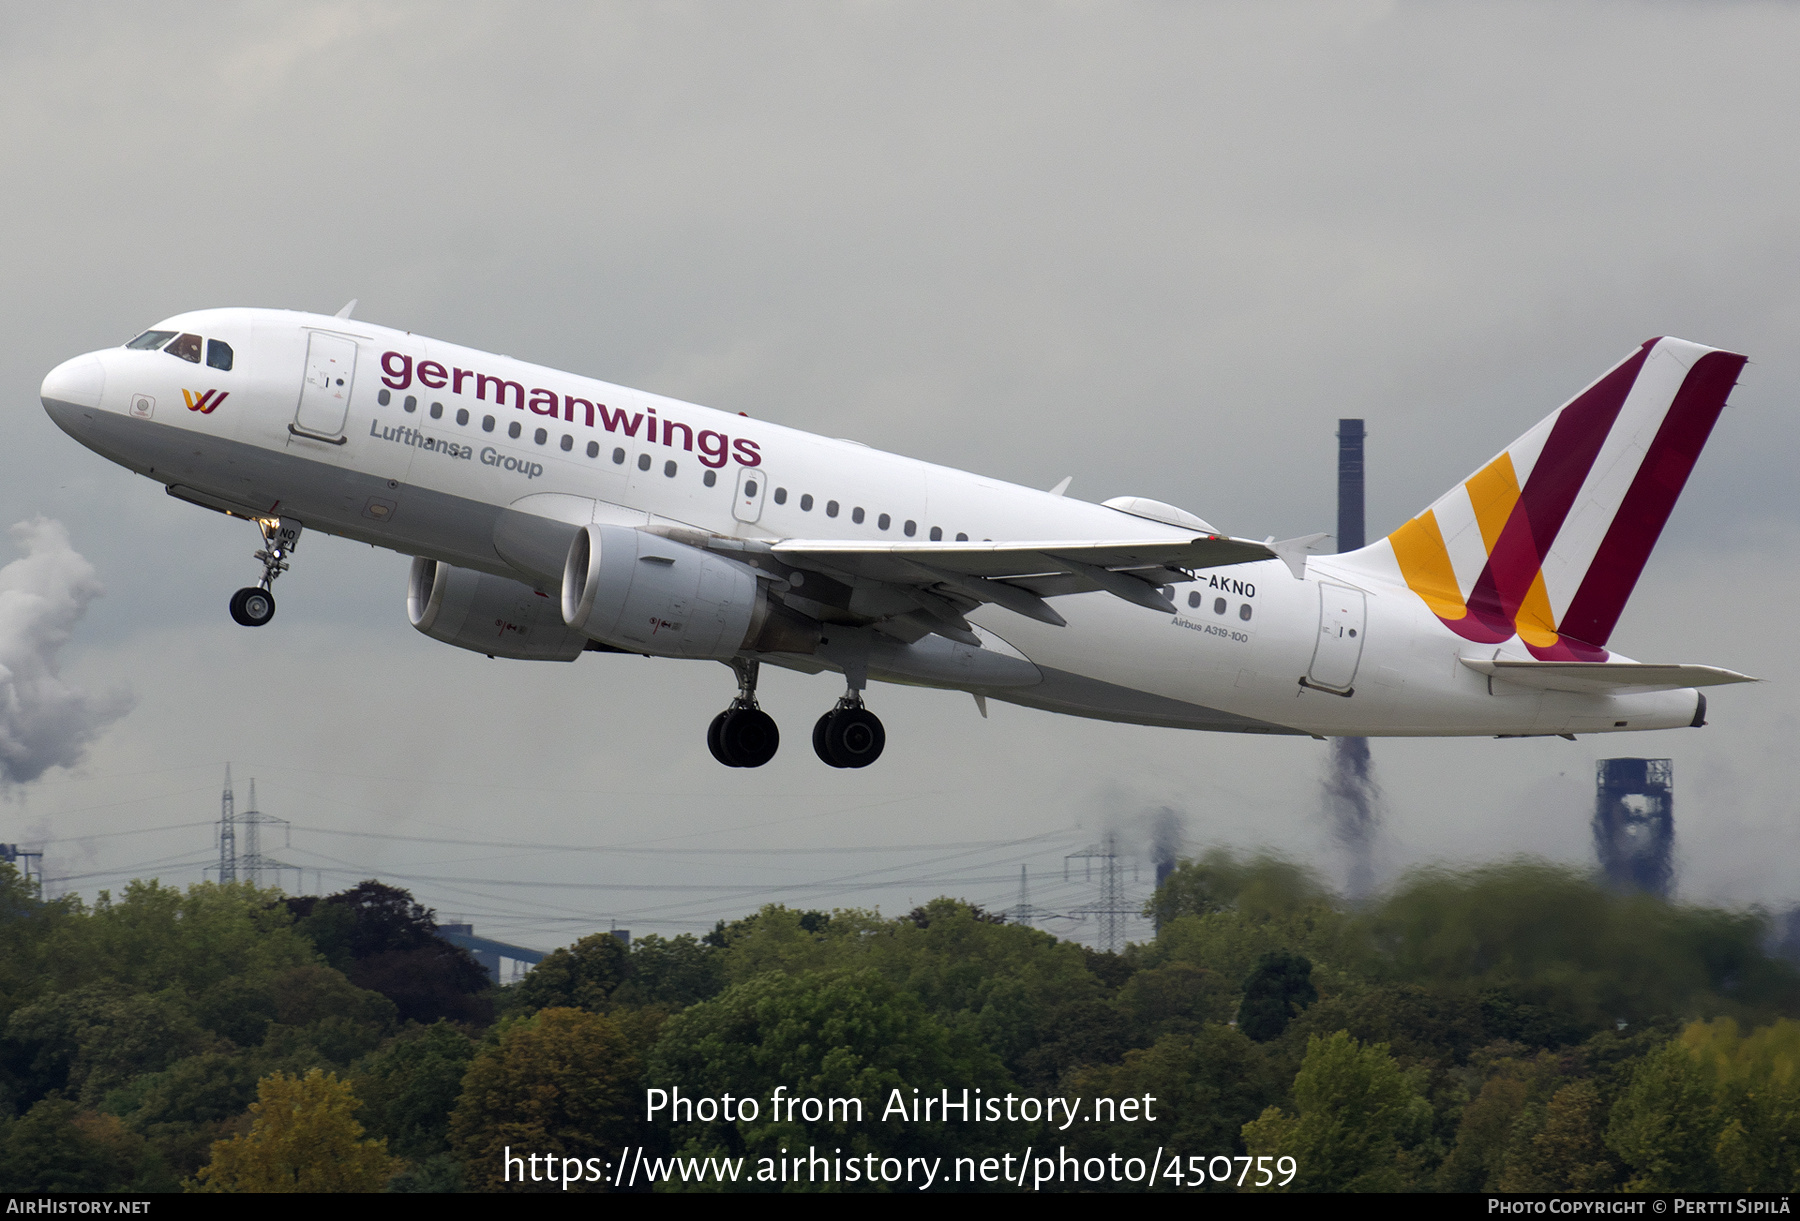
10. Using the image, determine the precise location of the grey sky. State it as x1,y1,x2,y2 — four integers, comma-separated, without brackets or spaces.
3,2,1797,947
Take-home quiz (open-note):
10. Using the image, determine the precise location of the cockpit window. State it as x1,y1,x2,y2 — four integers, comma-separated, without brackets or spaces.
165,333,202,363
125,330,177,350
206,339,233,371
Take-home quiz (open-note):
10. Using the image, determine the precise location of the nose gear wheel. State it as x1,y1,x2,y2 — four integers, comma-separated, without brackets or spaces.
229,517,301,627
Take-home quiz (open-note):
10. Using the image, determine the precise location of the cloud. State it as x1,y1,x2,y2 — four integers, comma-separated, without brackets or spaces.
0,519,132,785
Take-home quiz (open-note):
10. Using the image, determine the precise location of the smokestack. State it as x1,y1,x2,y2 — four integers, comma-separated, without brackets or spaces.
1150,806,1181,889
1337,418,1365,553
1593,758,1674,897
1327,419,1378,898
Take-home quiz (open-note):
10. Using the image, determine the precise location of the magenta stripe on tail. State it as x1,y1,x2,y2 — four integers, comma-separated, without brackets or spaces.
1462,341,1654,634
1557,349,1745,648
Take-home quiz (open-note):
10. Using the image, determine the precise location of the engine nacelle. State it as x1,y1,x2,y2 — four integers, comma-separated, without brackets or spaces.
407,557,589,661
561,525,818,659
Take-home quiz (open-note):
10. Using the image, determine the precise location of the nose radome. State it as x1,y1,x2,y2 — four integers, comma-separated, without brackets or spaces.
41,353,106,410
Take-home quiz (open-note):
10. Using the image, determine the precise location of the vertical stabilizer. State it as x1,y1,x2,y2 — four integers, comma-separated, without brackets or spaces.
1348,338,1744,659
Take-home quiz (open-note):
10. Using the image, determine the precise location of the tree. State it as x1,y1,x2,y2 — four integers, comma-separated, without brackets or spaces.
1067,1025,1281,1178
192,1068,399,1192
1242,1030,1433,1191
1497,1079,1620,1192
648,967,1011,1174
0,1098,167,1192
6,983,209,1104
1237,952,1318,1042
507,931,630,1014
449,1007,640,1192
1609,1018,1800,1192
289,882,491,1025
353,1021,477,1161
610,934,725,1009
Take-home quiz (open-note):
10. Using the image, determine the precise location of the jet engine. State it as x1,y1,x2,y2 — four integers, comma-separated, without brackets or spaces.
407,557,590,661
561,524,819,659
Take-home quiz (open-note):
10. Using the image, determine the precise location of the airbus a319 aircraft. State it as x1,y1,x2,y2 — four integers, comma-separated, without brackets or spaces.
40,306,1755,768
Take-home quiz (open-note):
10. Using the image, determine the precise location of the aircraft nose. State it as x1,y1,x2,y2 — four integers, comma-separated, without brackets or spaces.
41,352,106,410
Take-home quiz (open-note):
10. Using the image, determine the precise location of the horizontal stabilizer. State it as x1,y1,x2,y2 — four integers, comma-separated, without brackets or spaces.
1459,658,1758,695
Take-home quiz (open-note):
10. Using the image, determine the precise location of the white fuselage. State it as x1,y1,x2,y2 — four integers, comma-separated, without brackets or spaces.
40,307,1704,739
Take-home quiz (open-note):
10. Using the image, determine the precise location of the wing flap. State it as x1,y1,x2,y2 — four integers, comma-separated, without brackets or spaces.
1460,658,1759,694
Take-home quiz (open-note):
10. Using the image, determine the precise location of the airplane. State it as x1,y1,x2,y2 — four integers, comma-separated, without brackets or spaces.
39,306,1757,768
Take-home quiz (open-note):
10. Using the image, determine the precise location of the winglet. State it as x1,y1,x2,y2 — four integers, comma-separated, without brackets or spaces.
334,299,358,319
1266,533,1329,580
1047,476,1073,497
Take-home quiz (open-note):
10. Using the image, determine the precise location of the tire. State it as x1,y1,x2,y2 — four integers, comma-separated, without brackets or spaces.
229,586,275,627
707,711,738,766
812,712,845,767
721,708,779,768
823,707,885,768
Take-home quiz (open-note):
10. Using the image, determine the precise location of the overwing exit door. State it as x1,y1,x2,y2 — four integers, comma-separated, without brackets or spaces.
1307,583,1367,692
292,332,357,442
733,466,767,523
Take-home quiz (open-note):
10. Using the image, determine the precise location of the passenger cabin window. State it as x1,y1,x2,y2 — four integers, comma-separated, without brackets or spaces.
801,494,813,511
429,402,443,419
826,500,839,517
205,339,233,371
587,441,600,458
703,469,717,487
508,421,522,439
125,330,176,350
456,408,469,426
165,333,202,363
483,415,496,432
929,526,941,541
852,507,865,524
773,487,787,505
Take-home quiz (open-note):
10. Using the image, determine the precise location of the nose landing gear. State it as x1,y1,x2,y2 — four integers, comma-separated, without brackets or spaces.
229,518,300,627
708,659,780,768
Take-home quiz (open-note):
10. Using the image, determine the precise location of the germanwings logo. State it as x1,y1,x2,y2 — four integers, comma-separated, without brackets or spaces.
182,389,229,414
1382,338,1744,662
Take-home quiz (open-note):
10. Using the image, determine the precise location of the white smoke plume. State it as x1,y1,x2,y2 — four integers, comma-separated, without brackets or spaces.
0,518,133,785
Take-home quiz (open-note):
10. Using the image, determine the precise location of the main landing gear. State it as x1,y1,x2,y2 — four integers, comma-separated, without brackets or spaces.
813,691,885,769
704,661,888,769
229,517,300,627
708,659,781,768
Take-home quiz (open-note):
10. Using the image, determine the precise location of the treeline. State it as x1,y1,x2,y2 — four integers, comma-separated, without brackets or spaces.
0,853,1796,1192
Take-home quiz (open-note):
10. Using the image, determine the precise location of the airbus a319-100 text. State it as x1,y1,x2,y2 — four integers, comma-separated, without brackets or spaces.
39,306,1757,768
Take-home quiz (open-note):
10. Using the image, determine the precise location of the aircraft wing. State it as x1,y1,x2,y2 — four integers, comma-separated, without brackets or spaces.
638,525,1292,643
771,535,1275,582
1459,659,1759,694
770,535,1277,623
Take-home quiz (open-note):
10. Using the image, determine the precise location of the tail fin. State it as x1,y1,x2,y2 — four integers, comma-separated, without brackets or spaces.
1361,337,1745,660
